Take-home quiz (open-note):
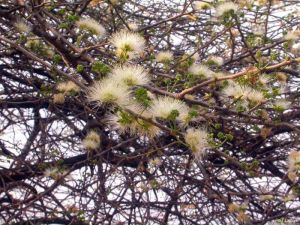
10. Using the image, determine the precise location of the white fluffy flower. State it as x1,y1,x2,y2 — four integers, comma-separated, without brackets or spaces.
215,2,239,17
133,118,161,138
222,83,244,99
284,31,299,41
110,30,145,59
110,65,149,86
106,111,133,134
259,74,270,85
106,107,160,138
44,167,68,179
88,78,131,106
82,131,101,150
150,96,189,121
128,22,139,31
259,195,273,201
188,64,214,78
193,1,211,11
53,93,65,104
288,150,300,171
273,99,291,110
223,84,264,103
14,20,31,33
245,88,265,104
76,18,106,37
57,81,80,93
184,128,209,160
208,56,224,66
155,51,174,63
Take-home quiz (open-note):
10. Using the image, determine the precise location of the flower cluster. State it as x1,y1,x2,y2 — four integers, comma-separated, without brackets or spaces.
57,81,80,93
82,131,101,150
222,82,265,104
76,18,106,37
14,20,31,33
184,128,209,160
155,51,174,63
193,1,211,11
215,2,239,17
110,30,145,60
150,96,189,121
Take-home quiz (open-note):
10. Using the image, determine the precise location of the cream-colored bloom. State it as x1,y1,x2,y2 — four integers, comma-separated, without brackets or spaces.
216,2,239,17
284,31,299,41
273,99,291,110
133,118,161,138
155,51,174,63
44,168,58,178
110,30,145,59
53,93,65,104
193,1,211,11
288,150,300,171
44,167,68,179
14,20,31,33
76,18,106,37
150,96,189,121
149,158,162,167
228,203,240,213
222,82,244,99
191,52,200,61
128,22,139,31
259,194,273,201
106,111,133,134
208,56,224,66
188,64,214,78
223,84,264,104
82,131,101,150
259,74,270,85
245,88,265,104
184,128,209,160
283,194,296,202
88,78,131,106
110,65,149,86
57,81,80,93
106,108,160,138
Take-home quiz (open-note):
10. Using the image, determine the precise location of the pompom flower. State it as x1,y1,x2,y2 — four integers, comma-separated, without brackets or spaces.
53,93,65,104
128,22,139,31
106,106,160,138
188,64,214,78
82,131,101,150
223,83,265,104
76,18,106,37
110,30,145,60
215,2,238,17
44,167,68,179
207,56,224,66
155,51,174,63
57,81,80,93
288,150,300,171
193,1,211,11
14,20,31,33
222,82,244,99
245,88,265,104
284,31,299,41
110,65,149,86
184,128,209,160
273,99,291,111
150,96,189,121
88,78,131,106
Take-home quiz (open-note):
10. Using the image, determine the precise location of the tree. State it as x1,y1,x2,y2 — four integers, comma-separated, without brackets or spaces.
0,0,300,224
